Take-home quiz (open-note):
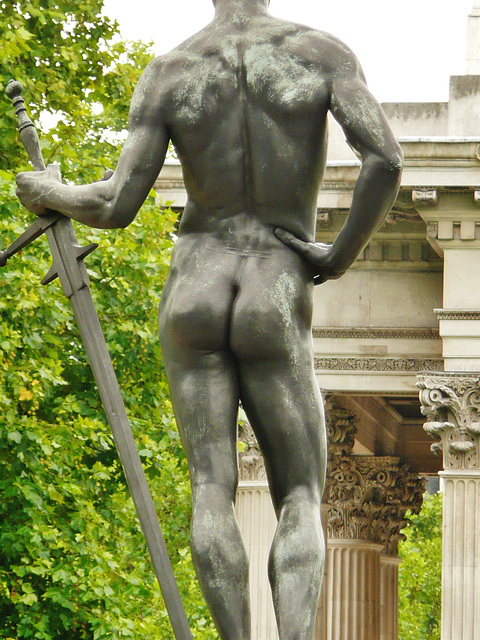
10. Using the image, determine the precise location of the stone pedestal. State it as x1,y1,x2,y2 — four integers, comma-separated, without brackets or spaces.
418,372,480,640
380,555,402,640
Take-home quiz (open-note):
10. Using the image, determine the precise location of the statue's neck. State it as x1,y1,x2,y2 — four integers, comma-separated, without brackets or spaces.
214,0,268,19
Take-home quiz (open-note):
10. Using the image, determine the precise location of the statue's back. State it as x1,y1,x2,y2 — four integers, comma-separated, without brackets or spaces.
159,17,334,224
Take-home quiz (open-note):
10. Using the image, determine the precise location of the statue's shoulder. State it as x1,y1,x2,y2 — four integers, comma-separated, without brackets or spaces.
267,19,361,76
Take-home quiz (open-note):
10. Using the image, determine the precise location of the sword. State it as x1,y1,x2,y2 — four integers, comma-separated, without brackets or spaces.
4,79,193,640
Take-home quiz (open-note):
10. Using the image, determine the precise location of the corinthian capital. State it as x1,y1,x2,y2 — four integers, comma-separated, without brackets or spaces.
324,456,424,553
417,372,480,470
238,416,267,481
324,395,358,457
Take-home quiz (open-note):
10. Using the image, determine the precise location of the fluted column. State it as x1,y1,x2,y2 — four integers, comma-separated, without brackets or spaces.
380,556,402,640
322,539,383,640
236,482,278,640
317,397,424,640
235,418,278,640
320,454,423,640
418,372,480,640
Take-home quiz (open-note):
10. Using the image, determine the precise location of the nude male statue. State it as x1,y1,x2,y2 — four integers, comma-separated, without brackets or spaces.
16,0,403,638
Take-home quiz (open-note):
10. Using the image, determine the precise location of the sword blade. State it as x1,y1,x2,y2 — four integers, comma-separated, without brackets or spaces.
7,79,192,638
44,217,193,640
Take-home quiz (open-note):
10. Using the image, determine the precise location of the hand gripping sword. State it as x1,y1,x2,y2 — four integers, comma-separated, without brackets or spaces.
3,80,193,640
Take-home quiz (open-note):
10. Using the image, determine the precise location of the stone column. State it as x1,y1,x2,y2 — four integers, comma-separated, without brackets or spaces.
418,372,480,640
320,454,423,640
236,482,278,640
317,397,424,640
235,400,424,640
236,418,278,640
380,556,402,640
321,539,383,640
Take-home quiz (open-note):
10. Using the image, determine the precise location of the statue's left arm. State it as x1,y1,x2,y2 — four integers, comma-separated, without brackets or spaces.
15,58,169,229
276,51,403,284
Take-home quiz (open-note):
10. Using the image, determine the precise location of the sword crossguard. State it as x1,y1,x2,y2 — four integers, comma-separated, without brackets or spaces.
3,81,98,288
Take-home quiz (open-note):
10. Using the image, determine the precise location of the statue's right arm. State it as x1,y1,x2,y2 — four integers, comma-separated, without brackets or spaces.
276,42,403,283
15,58,169,229
324,54,403,274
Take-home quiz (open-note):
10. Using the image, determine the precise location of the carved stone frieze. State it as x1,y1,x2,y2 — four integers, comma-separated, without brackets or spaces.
313,327,440,340
315,357,443,372
324,456,424,554
154,180,185,190
418,372,480,469
434,308,480,321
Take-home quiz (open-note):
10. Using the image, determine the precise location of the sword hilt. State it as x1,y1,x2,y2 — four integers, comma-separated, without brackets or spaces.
3,80,97,283
6,79,46,172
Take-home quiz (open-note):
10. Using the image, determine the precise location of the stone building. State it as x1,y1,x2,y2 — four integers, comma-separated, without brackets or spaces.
154,4,480,639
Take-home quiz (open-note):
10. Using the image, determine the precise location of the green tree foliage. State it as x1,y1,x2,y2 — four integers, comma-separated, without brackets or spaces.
398,492,442,640
0,2,215,638
0,0,152,179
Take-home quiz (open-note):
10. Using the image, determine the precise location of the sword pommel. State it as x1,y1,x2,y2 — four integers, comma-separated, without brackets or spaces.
6,80,32,133
5,79,23,101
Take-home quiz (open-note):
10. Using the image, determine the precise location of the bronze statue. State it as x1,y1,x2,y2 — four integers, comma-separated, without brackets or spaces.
15,1,403,638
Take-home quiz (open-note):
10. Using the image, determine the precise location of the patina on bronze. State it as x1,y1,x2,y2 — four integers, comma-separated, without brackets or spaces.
4,80,192,640
14,1,403,638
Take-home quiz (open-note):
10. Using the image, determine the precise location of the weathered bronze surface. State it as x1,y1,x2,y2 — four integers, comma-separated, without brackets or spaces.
15,1,402,638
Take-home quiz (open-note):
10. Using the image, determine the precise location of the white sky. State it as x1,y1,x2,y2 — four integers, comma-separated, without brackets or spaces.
103,0,475,103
